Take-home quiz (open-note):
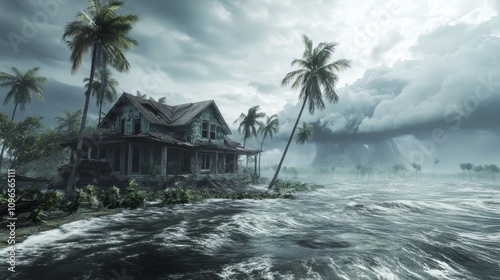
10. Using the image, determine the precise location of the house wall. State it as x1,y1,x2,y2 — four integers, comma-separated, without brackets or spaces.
107,104,150,135
188,107,225,145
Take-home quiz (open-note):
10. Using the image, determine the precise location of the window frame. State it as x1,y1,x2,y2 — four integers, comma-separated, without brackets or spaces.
201,121,209,138
210,124,217,140
201,154,211,171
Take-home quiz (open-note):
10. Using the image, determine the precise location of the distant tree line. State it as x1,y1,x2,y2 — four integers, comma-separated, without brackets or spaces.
460,163,499,180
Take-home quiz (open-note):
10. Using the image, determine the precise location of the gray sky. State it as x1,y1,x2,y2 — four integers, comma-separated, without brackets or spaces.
1,0,499,171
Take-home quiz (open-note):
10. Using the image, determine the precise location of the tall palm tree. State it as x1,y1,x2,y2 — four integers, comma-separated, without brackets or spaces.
233,105,265,148
269,35,350,189
62,0,139,194
295,122,313,145
0,66,47,172
0,67,47,121
84,68,118,124
55,109,83,134
257,114,279,177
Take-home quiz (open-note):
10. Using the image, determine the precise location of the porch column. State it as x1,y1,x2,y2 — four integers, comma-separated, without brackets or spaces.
194,149,199,174
127,142,133,174
254,154,257,176
161,146,167,176
234,153,238,174
215,151,219,176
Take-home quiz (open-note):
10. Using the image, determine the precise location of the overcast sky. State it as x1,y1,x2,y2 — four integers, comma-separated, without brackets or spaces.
1,0,499,171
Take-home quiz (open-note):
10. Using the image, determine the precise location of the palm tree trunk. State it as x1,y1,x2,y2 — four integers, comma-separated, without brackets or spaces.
0,102,18,172
66,43,98,197
258,136,266,178
268,96,308,189
11,102,18,121
98,100,103,125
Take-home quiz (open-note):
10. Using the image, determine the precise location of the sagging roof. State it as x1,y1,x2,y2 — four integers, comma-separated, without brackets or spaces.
99,92,232,135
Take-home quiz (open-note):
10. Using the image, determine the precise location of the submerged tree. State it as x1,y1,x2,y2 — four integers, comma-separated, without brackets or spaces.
433,159,439,180
295,122,313,145
460,163,473,180
411,162,421,180
0,66,47,172
62,0,139,195
258,114,279,177
269,35,350,189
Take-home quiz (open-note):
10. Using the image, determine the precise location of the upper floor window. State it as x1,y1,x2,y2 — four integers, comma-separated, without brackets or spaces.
210,124,216,140
134,119,141,135
202,121,209,138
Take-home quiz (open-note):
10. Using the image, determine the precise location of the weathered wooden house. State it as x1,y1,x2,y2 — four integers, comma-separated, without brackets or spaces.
61,93,261,178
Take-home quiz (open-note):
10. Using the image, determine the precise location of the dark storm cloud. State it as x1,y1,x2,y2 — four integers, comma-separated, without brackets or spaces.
0,79,88,127
267,14,500,168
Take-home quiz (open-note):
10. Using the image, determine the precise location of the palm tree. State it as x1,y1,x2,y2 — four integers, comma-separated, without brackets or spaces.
0,67,47,121
233,105,265,148
433,158,439,179
62,0,139,194
0,66,47,172
257,114,279,177
268,35,351,189
295,122,313,145
158,97,166,104
135,90,147,99
84,68,117,124
55,109,83,134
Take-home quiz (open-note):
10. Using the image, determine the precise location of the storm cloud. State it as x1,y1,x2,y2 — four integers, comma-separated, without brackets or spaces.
1,0,499,171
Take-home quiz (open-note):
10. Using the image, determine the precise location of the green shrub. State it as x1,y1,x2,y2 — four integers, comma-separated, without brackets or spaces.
84,184,101,208
122,180,146,209
99,186,121,209
64,188,85,214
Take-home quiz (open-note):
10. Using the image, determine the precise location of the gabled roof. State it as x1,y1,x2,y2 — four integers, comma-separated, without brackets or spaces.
99,92,231,135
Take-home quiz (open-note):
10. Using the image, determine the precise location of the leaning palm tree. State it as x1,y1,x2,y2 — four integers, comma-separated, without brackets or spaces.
269,35,350,189
84,68,118,124
257,114,279,177
233,105,265,148
0,66,47,172
62,0,139,195
295,122,313,145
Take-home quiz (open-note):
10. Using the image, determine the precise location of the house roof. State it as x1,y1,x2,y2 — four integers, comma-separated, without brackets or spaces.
99,92,231,135
59,133,261,155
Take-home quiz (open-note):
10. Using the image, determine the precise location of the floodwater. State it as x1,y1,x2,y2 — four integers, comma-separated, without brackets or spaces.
1,179,499,279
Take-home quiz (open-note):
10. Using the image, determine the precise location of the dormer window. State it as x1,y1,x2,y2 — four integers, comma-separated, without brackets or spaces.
202,121,209,138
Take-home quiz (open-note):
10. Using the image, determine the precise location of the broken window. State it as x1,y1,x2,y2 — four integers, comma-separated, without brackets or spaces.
210,124,216,139
134,119,141,135
202,121,209,138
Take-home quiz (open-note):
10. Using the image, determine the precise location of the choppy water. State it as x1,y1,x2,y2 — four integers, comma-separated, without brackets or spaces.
1,180,499,279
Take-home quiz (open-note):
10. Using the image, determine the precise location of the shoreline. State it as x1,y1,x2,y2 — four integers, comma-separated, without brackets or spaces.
0,207,123,249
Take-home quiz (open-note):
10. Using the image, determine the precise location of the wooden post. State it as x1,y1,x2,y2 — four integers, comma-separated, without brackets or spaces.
161,146,167,176
215,151,219,176
254,154,257,176
127,142,133,175
194,149,199,174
